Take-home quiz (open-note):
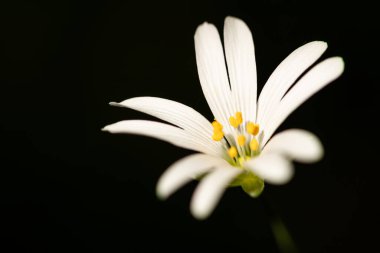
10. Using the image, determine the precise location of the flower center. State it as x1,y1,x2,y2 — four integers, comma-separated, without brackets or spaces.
211,112,265,198
211,112,261,167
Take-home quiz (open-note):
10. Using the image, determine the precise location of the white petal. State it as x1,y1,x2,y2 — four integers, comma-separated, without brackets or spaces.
110,97,221,153
257,41,328,129
262,129,324,163
190,166,242,220
224,16,257,121
102,120,220,156
263,57,344,145
245,153,294,185
156,154,228,199
195,22,234,133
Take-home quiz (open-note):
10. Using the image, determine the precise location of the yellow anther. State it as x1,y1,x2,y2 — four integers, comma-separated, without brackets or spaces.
237,135,246,147
228,146,238,158
229,116,238,128
250,139,259,152
212,120,223,131
236,112,243,125
247,122,260,136
212,130,224,141
229,112,243,128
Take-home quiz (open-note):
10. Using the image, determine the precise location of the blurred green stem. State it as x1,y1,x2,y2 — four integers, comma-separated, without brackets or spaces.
261,195,298,253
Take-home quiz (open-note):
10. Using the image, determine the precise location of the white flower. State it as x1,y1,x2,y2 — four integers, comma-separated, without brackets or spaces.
103,16,344,220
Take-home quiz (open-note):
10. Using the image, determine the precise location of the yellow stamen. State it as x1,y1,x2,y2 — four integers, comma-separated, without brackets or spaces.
250,139,259,151
237,135,246,147
212,130,224,141
229,117,238,128
236,112,242,125
247,122,260,136
228,146,238,158
229,112,243,128
212,120,223,131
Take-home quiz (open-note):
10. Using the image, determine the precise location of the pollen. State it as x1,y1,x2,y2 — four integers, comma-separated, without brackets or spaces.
236,112,242,124
237,135,246,146
212,112,261,162
250,139,259,151
229,112,243,128
247,122,260,136
212,130,224,141
211,120,224,141
212,120,223,131
228,146,238,158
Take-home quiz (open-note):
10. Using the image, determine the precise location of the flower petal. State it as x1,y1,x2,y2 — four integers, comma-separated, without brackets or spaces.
262,129,324,163
245,153,294,185
263,57,344,145
194,22,234,133
102,120,220,156
110,97,221,153
257,41,328,129
190,166,242,220
156,154,228,200
224,16,257,121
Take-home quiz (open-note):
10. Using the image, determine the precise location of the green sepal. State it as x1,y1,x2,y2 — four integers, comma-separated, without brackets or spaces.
229,170,264,197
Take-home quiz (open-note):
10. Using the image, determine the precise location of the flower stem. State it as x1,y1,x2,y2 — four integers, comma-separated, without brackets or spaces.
261,195,298,253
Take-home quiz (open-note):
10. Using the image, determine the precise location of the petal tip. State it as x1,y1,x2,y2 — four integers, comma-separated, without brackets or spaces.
330,56,345,76
267,168,294,185
195,21,217,37
276,175,293,185
197,21,212,28
313,141,325,162
304,41,328,55
337,57,345,68
319,41,328,51
156,191,167,201
109,101,121,107
224,16,248,30
306,40,327,48
190,205,210,220
156,175,178,201
156,184,169,201
225,15,239,23
316,40,328,46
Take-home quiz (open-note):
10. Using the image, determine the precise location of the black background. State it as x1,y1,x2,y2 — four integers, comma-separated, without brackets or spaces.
1,0,379,252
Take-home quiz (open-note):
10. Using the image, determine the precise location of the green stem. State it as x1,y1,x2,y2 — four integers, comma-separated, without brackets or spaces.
261,195,298,253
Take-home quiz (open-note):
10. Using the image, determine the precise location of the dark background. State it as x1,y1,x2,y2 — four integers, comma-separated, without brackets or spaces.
1,0,379,252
